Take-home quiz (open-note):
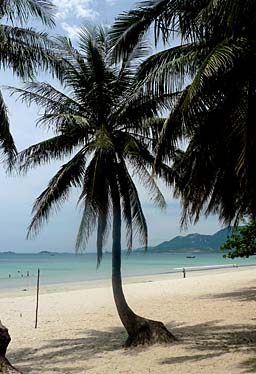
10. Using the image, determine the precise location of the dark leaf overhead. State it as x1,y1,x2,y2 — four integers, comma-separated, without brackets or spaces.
0,0,63,163
112,0,256,226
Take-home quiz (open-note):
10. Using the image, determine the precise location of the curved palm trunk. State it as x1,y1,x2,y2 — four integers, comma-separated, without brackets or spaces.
111,189,176,347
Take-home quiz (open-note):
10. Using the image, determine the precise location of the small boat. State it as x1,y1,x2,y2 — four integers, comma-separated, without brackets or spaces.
186,255,196,258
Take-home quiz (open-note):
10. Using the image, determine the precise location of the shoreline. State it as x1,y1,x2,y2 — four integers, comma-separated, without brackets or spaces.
1,263,255,299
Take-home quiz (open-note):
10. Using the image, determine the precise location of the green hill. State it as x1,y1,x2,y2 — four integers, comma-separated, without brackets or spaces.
138,227,236,253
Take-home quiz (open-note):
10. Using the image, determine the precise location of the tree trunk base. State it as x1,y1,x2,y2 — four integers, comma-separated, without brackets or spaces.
0,357,22,373
0,322,22,373
124,318,177,348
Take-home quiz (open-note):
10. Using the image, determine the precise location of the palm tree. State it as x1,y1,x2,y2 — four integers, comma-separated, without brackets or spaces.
10,26,176,346
0,0,62,163
110,0,256,226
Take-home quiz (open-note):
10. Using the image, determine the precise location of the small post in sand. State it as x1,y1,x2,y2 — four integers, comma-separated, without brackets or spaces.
35,268,40,329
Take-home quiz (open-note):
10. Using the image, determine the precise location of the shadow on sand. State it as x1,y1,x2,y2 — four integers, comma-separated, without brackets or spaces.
159,321,256,373
8,284,256,373
9,327,125,373
206,286,256,303
159,305,256,372
9,320,256,373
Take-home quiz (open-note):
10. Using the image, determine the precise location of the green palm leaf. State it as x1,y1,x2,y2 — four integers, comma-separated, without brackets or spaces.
0,0,64,159
0,90,16,163
15,134,87,173
28,149,86,237
110,0,170,61
0,0,55,26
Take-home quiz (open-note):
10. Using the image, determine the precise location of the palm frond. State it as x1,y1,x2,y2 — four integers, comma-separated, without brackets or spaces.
121,135,166,209
155,87,189,166
76,153,111,266
117,159,148,249
55,36,97,97
77,26,116,121
7,82,83,123
15,134,87,174
135,42,208,96
76,200,97,253
0,90,17,165
116,38,150,84
110,0,170,62
183,38,249,106
116,162,133,251
0,0,55,26
135,160,167,209
27,149,85,237
114,89,176,133
0,25,63,79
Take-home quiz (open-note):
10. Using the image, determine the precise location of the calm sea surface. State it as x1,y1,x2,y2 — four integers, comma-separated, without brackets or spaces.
0,251,255,289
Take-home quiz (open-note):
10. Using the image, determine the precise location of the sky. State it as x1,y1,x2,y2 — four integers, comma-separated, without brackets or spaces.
0,0,223,253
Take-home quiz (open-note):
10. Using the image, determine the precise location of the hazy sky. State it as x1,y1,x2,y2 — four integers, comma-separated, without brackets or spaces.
0,0,222,253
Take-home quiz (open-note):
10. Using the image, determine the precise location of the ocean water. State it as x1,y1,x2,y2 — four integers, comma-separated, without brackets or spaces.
0,251,255,290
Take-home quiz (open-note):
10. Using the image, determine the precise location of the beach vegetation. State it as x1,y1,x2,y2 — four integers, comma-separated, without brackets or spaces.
10,25,176,347
221,221,256,259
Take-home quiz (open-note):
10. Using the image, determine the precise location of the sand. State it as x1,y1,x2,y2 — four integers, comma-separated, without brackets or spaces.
1,267,256,373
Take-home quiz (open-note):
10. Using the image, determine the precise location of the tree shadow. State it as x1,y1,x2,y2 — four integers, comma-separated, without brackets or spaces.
160,320,256,372
240,356,256,373
206,287,256,302
8,320,256,373
161,352,223,365
9,327,126,373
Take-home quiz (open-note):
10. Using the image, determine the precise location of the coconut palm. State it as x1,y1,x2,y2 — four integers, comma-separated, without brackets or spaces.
10,25,176,346
0,0,62,163
110,0,256,225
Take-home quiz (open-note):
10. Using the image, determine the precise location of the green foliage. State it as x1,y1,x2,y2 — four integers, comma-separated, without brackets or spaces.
11,25,173,267
111,0,256,226
0,0,55,26
221,221,256,259
0,0,62,163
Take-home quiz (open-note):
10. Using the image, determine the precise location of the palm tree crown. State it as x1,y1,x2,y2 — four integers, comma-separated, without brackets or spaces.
11,25,176,345
12,26,172,259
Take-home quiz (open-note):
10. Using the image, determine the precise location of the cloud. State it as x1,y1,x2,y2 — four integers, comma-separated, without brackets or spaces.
61,22,81,39
53,0,99,21
105,0,118,5
53,0,99,38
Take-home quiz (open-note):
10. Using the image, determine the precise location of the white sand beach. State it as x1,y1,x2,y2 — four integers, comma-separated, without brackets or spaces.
1,267,256,373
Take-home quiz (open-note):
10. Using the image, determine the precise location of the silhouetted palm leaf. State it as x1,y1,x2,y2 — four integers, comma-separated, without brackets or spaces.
112,0,256,225
0,0,64,162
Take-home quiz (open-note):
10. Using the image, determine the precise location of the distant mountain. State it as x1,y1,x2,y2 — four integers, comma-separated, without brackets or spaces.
138,227,236,253
0,251,16,255
38,251,58,255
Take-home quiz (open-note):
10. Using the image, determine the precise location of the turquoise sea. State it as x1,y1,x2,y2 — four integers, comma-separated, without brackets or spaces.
0,251,256,290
